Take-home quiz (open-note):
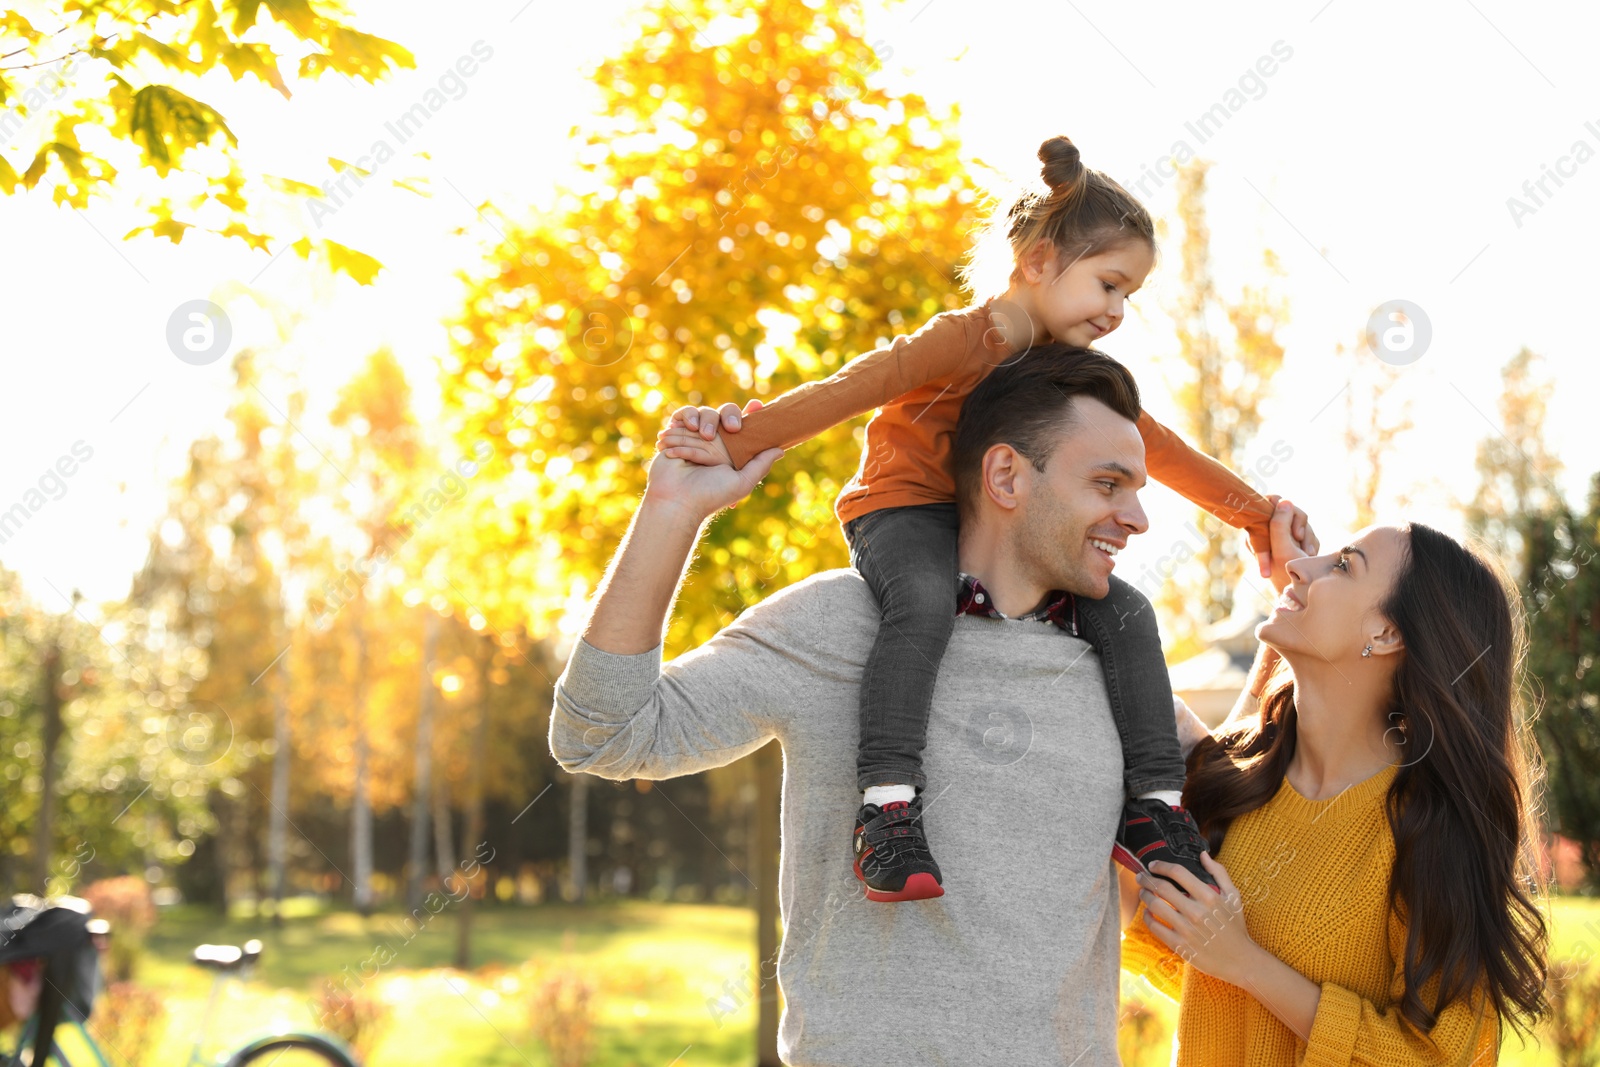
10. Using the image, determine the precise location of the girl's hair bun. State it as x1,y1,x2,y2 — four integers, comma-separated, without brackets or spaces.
1038,136,1084,194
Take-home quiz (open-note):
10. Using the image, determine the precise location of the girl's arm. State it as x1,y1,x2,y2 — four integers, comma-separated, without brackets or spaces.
1136,412,1317,575
717,311,974,469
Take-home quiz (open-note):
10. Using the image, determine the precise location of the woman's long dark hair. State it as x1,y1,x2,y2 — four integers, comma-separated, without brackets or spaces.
1182,522,1549,1038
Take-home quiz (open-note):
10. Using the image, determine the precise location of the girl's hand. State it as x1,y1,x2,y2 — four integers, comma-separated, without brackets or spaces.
657,426,734,468
1257,494,1318,580
655,399,763,468
1137,853,1259,988
659,399,761,441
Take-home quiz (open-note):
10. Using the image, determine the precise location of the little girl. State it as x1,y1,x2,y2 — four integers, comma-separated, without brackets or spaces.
656,135,1315,902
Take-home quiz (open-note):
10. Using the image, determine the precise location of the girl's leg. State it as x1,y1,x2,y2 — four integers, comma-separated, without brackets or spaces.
842,502,961,792
1071,575,1187,798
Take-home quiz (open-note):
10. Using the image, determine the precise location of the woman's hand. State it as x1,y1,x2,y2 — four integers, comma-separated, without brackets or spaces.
1137,853,1262,988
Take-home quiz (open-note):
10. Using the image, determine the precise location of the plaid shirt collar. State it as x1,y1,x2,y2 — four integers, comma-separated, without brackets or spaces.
956,572,1078,636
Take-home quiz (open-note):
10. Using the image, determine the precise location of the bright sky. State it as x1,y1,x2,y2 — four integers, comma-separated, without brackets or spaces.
1,0,1596,625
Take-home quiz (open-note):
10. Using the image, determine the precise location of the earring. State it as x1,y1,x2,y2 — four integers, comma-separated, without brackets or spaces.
1361,644,1373,658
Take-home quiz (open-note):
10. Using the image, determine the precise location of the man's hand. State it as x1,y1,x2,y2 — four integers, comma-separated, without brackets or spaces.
644,438,783,526
1255,494,1318,579
655,399,758,468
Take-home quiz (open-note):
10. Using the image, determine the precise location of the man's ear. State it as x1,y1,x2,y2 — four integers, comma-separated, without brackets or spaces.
981,444,1025,513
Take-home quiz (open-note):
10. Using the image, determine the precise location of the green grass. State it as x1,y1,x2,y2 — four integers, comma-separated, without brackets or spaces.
30,894,1600,1066
128,899,761,1067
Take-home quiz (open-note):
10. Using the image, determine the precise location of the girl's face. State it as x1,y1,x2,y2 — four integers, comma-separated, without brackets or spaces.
1018,239,1155,348
1257,525,1409,665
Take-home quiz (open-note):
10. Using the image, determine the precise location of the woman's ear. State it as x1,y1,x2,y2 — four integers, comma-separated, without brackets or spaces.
1368,619,1405,658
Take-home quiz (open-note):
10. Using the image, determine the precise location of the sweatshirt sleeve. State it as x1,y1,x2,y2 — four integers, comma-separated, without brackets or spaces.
723,310,974,469
1120,900,1186,1003
549,574,861,780
1136,410,1276,559
1301,908,1500,1066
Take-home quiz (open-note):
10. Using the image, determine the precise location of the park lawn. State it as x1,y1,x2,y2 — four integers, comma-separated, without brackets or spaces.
113,894,1600,1066
134,900,760,1067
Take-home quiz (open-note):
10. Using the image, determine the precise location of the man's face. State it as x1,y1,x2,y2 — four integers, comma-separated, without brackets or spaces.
1012,397,1149,599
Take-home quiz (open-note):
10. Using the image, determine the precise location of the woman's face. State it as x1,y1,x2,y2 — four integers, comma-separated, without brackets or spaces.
1257,525,1409,663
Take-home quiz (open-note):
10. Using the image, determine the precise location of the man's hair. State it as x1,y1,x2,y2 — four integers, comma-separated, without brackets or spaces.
951,344,1142,525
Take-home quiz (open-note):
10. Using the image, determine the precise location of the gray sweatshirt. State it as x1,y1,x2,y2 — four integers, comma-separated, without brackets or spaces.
550,569,1126,1067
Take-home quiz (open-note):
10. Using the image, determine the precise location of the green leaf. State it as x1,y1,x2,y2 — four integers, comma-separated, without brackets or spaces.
126,84,237,176
224,0,263,35
391,176,432,198
124,217,194,244
321,238,385,285
273,234,388,283
218,42,291,100
262,173,324,197
298,28,415,84
218,220,273,252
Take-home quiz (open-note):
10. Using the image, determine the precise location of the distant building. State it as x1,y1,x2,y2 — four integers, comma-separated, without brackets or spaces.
1168,611,1268,729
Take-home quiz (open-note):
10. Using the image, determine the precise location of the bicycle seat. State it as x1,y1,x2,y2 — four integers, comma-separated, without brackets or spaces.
191,938,262,971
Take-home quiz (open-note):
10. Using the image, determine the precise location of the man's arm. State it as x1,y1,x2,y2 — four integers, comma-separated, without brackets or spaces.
549,439,809,781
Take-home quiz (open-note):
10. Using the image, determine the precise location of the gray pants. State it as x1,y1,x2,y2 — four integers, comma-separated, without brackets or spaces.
842,502,1188,798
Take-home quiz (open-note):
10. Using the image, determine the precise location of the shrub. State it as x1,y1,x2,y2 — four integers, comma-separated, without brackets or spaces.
309,977,390,1064
528,967,596,1067
81,877,157,982
92,982,166,1067
1548,954,1600,1067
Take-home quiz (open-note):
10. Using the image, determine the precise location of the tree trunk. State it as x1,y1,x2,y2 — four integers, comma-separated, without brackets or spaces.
455,633,493,969
433,768,456,882
267,648,291,925
406,613,440,910
32,640,64,891
351,605,374,915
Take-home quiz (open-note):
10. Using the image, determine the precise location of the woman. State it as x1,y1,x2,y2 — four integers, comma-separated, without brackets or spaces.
1119,500,1550,1064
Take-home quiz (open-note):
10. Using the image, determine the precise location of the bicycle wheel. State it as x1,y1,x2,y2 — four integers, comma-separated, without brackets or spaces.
223,1034,360,1067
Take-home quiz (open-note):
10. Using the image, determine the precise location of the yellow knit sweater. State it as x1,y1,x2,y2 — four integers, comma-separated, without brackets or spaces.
1120,760,1502,1065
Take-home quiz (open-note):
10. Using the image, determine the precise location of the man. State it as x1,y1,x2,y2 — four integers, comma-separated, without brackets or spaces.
551,348,1195,1065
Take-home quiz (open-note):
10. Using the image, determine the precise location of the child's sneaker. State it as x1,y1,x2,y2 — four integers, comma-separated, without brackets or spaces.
852,796,944,902
1112,797,1221,894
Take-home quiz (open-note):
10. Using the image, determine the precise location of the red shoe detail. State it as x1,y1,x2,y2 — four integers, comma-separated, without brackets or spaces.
864,871,945,902
1111,842,1148,876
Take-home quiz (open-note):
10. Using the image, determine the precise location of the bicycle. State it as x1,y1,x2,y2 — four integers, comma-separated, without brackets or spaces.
2,897,360,1067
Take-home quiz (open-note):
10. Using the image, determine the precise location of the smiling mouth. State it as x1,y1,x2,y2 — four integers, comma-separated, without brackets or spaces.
1273,588,1304,613
1089,538,1121,564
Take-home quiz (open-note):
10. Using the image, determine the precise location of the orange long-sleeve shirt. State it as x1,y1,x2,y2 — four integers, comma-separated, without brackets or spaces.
722,299,1276,554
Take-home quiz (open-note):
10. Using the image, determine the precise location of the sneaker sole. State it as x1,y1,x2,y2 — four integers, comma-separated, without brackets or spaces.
862,871,944,902
1111,842,1222,894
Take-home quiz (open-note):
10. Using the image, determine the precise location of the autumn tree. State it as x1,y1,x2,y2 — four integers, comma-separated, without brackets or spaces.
1522,473,1600,884
1155,160,1288,654
437,0,979,651
1466,348,1564,573
0,0,411,280
1336,337,1416,531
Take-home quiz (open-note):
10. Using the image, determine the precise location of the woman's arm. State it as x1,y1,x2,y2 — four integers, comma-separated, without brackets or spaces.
1139,860,1500,1061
